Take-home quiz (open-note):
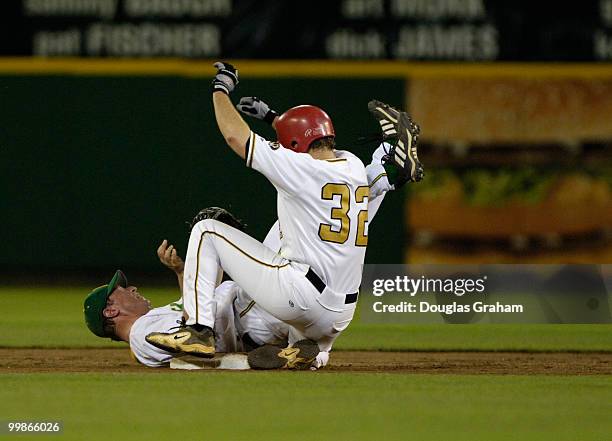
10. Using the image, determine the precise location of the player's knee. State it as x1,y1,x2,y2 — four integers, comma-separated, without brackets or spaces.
191,218,219,235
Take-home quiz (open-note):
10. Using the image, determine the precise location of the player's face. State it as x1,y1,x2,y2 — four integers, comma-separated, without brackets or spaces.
107,285,152,316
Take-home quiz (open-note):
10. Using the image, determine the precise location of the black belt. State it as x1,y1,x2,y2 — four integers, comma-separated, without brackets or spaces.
305,268,358,304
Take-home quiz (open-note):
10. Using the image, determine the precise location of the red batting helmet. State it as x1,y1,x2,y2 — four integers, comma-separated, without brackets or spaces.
275,105,335,153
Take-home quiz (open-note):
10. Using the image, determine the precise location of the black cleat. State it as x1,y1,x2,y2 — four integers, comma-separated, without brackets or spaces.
368,99,424,185
394,111,423,183
368,99,401,140
247,339,320,370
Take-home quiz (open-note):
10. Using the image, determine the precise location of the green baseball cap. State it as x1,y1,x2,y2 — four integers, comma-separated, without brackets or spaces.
83,270,128,338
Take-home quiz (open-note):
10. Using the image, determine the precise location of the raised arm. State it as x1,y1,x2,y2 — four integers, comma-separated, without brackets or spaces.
211,62,251,159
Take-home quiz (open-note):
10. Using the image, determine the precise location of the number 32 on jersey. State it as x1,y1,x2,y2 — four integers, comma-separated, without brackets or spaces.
318,183,369,246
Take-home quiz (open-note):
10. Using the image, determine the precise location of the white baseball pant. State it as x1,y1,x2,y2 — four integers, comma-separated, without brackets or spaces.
182,219,356,352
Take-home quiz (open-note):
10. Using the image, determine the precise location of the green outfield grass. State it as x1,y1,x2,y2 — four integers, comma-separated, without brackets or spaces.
2,287,611,441
1,373,610,441
1,287,611,351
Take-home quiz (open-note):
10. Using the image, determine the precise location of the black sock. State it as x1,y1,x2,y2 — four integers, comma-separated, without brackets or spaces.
190,323,211,332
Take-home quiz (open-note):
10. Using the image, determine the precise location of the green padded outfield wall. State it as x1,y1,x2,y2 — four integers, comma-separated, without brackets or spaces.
0,74,405,273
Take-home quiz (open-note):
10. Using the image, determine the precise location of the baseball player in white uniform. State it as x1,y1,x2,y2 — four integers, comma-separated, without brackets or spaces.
146,62,422,369
83,269,243,367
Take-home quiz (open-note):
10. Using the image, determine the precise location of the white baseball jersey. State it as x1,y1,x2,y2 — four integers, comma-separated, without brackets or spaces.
245,132,369,294
235,143,392,350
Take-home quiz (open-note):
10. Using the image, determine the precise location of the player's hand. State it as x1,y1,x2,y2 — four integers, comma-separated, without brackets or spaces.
212,61,239,95
237,97,278,125
310,351,330,370
157,240,185,274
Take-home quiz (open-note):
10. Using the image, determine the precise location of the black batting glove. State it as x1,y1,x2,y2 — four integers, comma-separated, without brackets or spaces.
212,61,239,95
237,97,278,125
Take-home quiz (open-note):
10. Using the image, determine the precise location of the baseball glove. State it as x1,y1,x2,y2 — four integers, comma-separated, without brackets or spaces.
188,207,247,232
368,99,424,185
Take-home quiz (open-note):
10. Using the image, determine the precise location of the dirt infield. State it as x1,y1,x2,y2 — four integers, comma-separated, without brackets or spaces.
1,348,611,374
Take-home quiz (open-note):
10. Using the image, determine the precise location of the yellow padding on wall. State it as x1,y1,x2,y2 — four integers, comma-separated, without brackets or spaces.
0,58,612,79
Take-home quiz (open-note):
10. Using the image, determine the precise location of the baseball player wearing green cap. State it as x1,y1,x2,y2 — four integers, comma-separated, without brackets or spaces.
84,269,243,366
